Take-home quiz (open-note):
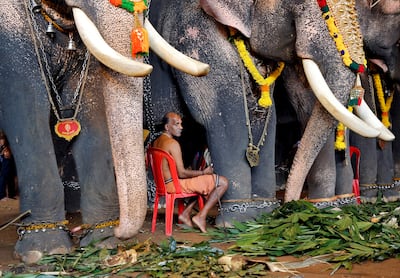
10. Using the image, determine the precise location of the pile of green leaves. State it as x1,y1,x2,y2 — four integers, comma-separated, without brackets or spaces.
209,200,400,271
4,200,400,277
4,238,226,278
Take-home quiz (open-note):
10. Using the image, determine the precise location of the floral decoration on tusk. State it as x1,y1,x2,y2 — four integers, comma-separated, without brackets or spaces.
110,0,149,57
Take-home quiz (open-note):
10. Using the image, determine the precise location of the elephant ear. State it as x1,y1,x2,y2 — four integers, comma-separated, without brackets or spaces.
200,0,254,38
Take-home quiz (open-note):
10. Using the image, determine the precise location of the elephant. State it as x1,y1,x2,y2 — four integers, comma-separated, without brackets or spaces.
348,1,400,203
148,0,282,224
0,0,209,263
280,0,400,206
147,0,397,225
350,66,400,202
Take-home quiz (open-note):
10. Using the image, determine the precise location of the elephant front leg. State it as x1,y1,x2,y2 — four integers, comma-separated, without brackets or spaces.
210,115,279,226
14,141,73,263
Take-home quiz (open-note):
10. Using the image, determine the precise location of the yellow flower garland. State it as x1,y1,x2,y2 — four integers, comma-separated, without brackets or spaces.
373,73,393,128
233,38,285,108
335,106,354,150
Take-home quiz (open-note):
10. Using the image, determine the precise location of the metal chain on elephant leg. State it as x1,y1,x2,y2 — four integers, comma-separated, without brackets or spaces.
219,198,280,214
307,193,357,209
16,220,69,241
360,183,399,203
69,219,120,242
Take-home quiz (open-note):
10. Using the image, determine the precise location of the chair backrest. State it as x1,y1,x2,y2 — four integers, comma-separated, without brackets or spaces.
147,147,184,195
349,146,360,180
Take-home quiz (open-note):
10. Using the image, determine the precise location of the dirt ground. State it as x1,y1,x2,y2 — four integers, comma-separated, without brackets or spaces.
1,198,400,277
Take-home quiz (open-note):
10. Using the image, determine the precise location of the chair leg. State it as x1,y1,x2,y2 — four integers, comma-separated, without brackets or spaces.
177,199,185,224
165,195,175,236
152,196,160,233
353,180,361,204
197,196,204,210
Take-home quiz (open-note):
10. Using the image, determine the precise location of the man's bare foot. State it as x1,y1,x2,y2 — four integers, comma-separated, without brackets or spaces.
192,215,207,233
178,214,193,228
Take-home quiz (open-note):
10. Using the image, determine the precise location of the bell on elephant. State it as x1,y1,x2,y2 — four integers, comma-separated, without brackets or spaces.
46,22,56,38
30,0,41,13
67,33,77,51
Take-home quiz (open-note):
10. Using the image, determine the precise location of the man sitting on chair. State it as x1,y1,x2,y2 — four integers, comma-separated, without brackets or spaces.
152,112,229,233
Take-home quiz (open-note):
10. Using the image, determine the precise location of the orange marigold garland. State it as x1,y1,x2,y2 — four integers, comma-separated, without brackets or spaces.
109,0,149,57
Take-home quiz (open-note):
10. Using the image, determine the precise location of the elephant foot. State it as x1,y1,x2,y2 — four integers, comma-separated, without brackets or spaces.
78,219,121,248
307,193,356,209
335,193,358,206
382,182,400,203
215,198,280,227
14,222,73,264
359,183,400,203
360,184,378,203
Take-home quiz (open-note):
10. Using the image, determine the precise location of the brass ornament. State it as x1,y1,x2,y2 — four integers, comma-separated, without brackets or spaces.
349,74,365,106
326,0,365,65
246,144,260,167
55,119,82,141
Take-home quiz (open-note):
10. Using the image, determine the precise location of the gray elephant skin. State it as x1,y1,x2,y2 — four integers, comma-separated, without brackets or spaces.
0,0,149,263
148,0,398,224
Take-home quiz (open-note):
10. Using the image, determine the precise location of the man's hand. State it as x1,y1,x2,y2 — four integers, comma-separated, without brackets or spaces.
203,165,213,175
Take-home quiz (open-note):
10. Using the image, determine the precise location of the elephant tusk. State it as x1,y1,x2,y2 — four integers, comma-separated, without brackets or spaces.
354,99,395,141
72,8,153,77
144,19,210,77
302,59,380,138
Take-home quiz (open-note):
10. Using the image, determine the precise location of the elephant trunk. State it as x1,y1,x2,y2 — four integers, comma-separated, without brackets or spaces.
284,102,337,202
101,77,148,239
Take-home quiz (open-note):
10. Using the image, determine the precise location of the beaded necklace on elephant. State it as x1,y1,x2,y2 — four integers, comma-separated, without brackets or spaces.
24,0,90,142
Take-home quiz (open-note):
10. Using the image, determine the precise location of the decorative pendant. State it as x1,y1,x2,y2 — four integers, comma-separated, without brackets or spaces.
246,144,260,167
55,119,81,141
348,74,364,106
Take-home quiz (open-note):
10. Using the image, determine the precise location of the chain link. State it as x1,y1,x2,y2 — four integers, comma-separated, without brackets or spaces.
26,0,89,120
240,61,272,150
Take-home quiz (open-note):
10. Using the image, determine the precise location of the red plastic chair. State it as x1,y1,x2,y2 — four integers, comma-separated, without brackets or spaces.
350,146,361,204
147,147,204,236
